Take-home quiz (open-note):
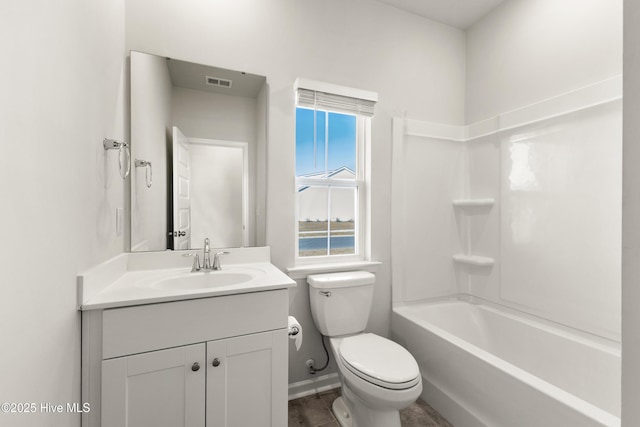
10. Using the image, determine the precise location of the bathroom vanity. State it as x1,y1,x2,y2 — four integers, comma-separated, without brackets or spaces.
79,247,295,427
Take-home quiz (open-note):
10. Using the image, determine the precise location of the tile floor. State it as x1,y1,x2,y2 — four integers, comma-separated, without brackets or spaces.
288,388,454,427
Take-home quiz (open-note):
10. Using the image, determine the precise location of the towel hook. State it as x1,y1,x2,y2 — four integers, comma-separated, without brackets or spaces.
135,159,153,188
103,138,130,179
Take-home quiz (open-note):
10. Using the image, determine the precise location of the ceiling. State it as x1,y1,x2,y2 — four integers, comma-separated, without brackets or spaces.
375,0,507,29
167,58,266,98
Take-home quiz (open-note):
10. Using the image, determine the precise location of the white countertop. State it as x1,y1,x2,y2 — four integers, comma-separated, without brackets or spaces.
78,248,296,311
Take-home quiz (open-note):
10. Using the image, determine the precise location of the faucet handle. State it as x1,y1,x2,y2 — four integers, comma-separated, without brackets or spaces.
204,238,210,253
183,252,201,272
212,251,230,271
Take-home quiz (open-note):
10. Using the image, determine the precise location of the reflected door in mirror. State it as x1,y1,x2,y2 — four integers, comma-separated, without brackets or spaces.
130,51,267,252
172,126,191,250
188,139,247,248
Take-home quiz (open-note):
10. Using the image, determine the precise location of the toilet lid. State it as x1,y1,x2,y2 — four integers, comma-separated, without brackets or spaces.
339,334,420,390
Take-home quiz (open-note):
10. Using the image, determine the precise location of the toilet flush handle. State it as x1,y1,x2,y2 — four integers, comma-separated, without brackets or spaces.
319,291,331,297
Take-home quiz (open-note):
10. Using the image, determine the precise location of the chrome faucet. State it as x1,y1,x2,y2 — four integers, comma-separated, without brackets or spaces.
212,251,230,271
203,238,212,270
183,252,201,272
184,239,229,272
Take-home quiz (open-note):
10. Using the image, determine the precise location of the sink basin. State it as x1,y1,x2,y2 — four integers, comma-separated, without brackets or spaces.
80,248,298,311
151,271,255,291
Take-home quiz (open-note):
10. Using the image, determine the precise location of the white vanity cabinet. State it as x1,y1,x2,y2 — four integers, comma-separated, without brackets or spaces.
102,344,206,427
206,330,287,426
82,289,289,427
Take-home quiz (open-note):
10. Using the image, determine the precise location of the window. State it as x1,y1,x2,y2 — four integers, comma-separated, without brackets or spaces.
294,79,377,261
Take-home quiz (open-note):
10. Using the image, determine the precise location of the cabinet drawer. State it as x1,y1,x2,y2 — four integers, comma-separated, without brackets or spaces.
102,290,288,359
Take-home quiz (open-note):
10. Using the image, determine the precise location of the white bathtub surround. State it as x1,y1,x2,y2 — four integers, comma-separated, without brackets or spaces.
392,75,622,340
452,198,495,210
391,75,622,425
451,254,494,267
392,299,620,427
497,100,621,339
395,75,621,144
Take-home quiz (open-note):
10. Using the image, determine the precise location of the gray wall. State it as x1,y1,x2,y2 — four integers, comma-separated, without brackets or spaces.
623,0,640,424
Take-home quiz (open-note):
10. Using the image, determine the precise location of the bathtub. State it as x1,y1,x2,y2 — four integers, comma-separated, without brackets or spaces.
391,299,620,427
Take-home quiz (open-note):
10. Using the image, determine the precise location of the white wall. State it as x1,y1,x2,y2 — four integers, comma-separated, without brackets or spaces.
466,0,623,123
172,87,257,143
130,51,172,251
0,1,126,426
126,0,466,384
622,0,640,424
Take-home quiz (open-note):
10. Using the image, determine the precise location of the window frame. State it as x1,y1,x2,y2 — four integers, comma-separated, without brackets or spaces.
294,106,369,264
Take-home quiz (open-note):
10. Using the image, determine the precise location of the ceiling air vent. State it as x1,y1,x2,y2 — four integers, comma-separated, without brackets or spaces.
205,76,233,88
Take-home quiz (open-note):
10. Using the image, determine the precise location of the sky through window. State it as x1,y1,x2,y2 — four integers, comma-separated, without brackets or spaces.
295,107,356,177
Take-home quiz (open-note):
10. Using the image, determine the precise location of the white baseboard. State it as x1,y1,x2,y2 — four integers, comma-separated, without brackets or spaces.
288,373,341,401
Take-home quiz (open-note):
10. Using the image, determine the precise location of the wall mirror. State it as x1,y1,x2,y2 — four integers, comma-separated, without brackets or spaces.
130,51,268,252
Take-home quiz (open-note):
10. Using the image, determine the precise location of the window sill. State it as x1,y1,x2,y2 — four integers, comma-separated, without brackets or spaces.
286,261,381,280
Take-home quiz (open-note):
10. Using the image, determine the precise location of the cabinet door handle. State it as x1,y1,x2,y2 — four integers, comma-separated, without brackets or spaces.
191,362,200,372
212,358,221,367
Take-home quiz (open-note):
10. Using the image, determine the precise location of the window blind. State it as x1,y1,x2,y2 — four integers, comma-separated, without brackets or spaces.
296,88,376,117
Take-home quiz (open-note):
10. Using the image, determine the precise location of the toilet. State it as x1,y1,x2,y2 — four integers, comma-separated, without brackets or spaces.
307,271,422,427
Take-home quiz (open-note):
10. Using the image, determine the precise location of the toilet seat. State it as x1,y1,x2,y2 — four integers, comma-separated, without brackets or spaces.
339,333,420,390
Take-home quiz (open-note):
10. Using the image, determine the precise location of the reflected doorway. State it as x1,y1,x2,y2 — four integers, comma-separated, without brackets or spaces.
171,126,249,249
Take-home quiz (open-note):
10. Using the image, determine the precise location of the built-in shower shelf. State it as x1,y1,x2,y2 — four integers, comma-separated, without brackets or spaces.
453,254,495,267
452,198,495,210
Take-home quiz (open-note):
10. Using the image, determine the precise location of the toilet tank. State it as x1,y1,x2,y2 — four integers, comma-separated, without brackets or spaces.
307,271,375,337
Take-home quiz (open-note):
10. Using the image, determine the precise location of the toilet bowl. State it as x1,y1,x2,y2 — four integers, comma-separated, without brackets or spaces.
329,334,422,427
307,272,422,427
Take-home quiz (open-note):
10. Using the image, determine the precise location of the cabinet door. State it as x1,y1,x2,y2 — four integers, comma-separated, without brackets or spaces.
102,343,205,427
207,329,288,427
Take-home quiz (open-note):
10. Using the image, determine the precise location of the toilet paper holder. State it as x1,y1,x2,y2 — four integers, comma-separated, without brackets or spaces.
288,316,303,351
